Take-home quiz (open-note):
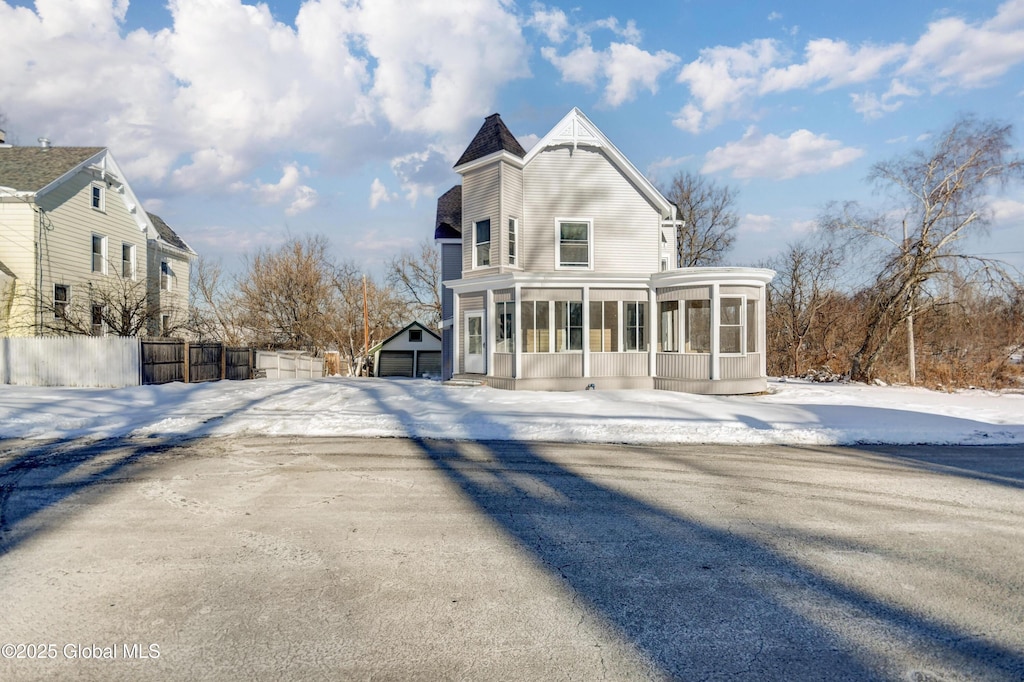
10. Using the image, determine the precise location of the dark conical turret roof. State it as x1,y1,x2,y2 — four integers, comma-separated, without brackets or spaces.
434,185,462,240
454,113,526,167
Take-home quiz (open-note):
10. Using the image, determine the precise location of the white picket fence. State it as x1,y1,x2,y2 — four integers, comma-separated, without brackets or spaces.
0,336,140,387
255,350,324,379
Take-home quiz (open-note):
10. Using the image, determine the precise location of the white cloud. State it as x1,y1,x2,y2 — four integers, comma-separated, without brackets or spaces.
603,43,680,106
231,163,319,215
901,0,1024,90
0,0,527,198
760,39,907,93
537,7,676,107
671,104,705,134
518,133,541,152
703,127,864,180
369,177,394,209
991,197,1024,223
851,79,921,120
767,12,782,22
527,4,570,43
791,219,818,234
675,39,780,129
741,214,774,233
389,146,455,205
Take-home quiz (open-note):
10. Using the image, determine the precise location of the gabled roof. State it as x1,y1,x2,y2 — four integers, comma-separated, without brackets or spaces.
524,108,674,220
369,321,442,354
455,113,526,167
434,185,462,240
147,212,196,255
0,146,105,193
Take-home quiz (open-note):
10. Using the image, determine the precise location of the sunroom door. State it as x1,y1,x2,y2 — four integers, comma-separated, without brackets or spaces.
464,312,485,374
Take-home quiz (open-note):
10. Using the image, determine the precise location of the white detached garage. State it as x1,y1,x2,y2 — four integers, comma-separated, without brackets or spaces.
372,322,443,379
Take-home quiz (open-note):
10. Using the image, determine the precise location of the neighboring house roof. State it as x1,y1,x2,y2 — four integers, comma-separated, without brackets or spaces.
147,212,196,255
454,113,526,167
0,146,104,193
434,185,462,240
369,321,442,354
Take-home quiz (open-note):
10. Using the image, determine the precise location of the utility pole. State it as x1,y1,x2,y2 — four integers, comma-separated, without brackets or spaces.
362,275,369,377
903,219,916,385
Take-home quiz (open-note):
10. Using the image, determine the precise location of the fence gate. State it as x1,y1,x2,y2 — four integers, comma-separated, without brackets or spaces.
225,347,253,380
141,339,185,385
189,343,223,383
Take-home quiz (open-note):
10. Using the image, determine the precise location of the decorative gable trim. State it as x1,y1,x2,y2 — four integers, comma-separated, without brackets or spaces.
524,108,674,220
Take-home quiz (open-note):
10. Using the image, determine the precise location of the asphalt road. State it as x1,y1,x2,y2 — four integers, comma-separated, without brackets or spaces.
1,436,1022,681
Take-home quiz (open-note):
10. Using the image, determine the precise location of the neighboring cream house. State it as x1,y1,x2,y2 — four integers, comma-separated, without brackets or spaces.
435,108,774,394
0,134,196,337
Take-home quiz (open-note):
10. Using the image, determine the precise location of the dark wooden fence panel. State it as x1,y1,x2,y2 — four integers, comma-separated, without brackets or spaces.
189,343,223,383
225,348,253,380
141,339,185,385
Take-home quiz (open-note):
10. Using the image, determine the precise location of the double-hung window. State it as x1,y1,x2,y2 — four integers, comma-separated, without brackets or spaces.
53,284,69,320
91,235,107,274
720,297,744,354
122,243,135,279
91,304,105,336
91,183,105,212
474,219,491,267
161,260,173,290
508,218,517,266
557,220,591,268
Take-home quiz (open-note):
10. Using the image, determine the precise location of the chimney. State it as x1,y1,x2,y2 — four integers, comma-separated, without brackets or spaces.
38,137,50,149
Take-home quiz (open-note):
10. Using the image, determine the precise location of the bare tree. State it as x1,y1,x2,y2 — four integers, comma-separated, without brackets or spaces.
660,171,738,267
766,237,845,376
188,255,245,344
824,115,1024,382
333,262,409,375
235,234,340,353
29,271,173,337
387,239,442,330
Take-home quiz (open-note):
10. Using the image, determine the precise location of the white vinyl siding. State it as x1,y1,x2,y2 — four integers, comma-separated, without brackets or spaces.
461,164,500,276
523,146,661,273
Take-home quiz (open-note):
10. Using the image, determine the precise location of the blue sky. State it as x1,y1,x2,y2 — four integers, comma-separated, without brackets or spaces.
1,0,1022,276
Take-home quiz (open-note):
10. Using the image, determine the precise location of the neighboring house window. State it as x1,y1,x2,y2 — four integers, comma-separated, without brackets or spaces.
91,183,105,212
746,300,757,354
409,329,423,343
557,220,591,268
720,297,744,354
53,284,69,320
624,302,646,352
122,243,135,279
521,301,550,353
659,301,679,352
161,314,171,337
588,301,619,352
92,234,107,273
91,303,104,336
474,219,490,267
685,300,711,353
555,301,583,352
161,260,173,290
495,301,514,353
508,218,517,266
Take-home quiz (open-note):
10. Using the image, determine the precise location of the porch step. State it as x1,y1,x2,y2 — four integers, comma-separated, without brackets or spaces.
445,375,487,388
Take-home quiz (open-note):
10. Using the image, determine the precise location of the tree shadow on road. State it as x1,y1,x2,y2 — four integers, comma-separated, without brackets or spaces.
361,381,1024,681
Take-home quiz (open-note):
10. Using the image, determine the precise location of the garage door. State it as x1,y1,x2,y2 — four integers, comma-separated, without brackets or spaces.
378,351,414,377
416,351,442,377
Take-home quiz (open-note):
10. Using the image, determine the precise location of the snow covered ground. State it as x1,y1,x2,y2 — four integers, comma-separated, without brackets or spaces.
1,377,1021,446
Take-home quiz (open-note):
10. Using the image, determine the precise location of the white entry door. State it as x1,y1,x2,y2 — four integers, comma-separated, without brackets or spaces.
464,312,485,374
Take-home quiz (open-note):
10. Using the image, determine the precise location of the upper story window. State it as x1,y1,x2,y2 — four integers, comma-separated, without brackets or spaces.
161,260,174,291
91,234,107,274
122,243,136,279
91,183,105,212
53,284,69,320
474,219,491,267
409,329,423,343
508,218,518,266
557,219,591,269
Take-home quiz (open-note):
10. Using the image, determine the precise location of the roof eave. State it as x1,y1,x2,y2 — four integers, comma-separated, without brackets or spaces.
453,149,525,175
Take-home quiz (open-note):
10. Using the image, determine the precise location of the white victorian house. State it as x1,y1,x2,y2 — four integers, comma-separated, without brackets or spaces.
434,108,774,394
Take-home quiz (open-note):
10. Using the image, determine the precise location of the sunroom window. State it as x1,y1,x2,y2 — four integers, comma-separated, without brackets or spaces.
720,297,744,354
685,300,711,353
555,301,583,351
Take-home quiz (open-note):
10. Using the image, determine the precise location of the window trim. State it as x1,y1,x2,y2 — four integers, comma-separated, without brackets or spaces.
555,218,593,270
473,219,491,268
623,301,646,352
121,242,136,280
719,295,747,356
555,300,584,352
408,329,423,343
90,183,106,212
160,259,173,291
91,234,107,274
508,217,518,267
53,284,69,320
